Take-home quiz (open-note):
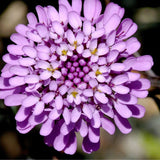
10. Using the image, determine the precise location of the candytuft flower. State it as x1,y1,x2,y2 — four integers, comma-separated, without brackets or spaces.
0,0,153,154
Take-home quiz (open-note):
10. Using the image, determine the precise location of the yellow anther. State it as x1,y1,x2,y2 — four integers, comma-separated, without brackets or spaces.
91,48,98,55
74,41,77,49
62,49,68,56
95,69,102,76
71,91,78,98
47,67,58,73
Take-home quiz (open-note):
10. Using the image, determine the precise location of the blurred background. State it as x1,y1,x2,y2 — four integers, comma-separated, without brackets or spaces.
0,0,160,159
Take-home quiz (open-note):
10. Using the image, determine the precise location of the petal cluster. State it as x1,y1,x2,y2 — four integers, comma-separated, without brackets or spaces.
0,0,153,154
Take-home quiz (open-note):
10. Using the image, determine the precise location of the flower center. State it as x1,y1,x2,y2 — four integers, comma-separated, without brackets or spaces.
91,48,98,55
95,69,102,76
71,91,78,98
74,41,77,49
47,67,58,73
62,49,68,56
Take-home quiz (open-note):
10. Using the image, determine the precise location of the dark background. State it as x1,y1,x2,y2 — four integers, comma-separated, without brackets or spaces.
0,0,160,159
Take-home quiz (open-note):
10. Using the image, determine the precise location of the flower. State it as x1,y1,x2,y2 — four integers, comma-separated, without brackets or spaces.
0,0,153,155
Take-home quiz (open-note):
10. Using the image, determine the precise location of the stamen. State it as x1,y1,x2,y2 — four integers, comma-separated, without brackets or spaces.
91,48,98,55
95,69,102,76
47,67,58,73
62,49,68,56
71,91,78,98
74,41,77,49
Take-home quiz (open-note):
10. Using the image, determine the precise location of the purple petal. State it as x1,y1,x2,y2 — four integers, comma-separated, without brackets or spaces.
112,85,130,94
95,92,108,104
110,63,125,72
7,44,24,56
127,78,151,90
9,65,29,76
22,95,39,107
36,60,50,69
5,94,27,106
22,46,37,58
19,58,36,67
83,21,92,36
114,112,132,134
29,112,47,126
100,104,114,118
72,0,82,14
67,29,75,44
64,132,77,155
98,84,112,94
106,50,119,63
9,76,25,87
40,118,54,136
103,2,124,23
83,89,93,97
112,74,128,85
131,90,148,98
40,70,52,80
71,107,81,123
47,6,59,22
55,95,63,110
36,24,48,38
83,0,96,21
93,0,102,21
52,21,64,36
89,79,98,88
88,127,100,143
82,136,100,154
49,108,62,120
114,102,132,118
127,72,140,81
82,50,91,58
15,106,31,122
68,11,82,29
42,92,55,104
101,116,115,135
53,70,61,79
33,101,45,115
59,0,72,12
97,75,106,83
111,41,126,52
26,31,41,43
91,110,101,128
128,104,145,118
77,119,88,137
11,33,29,45
106,30,116,46
24,75,39,84
59,85,68,95
59,5,68,25
15,24,29,36
104,14,121,35
17,119,35,134
63,108,71,125
27,12,38,27
49,80,58,91
36,5,47,24
3,54,19,65
53,133,66,151
126,37,141,55
92,28,105,39
0,77,14,89
132,55,153,71
83,104,93,119
0,89,16,99
116,93,137,105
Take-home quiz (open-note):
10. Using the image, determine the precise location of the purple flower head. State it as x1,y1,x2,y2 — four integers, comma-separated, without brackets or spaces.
0,0,153,154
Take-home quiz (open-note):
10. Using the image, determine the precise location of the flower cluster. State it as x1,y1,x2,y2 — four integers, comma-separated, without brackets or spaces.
0,0,153,154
